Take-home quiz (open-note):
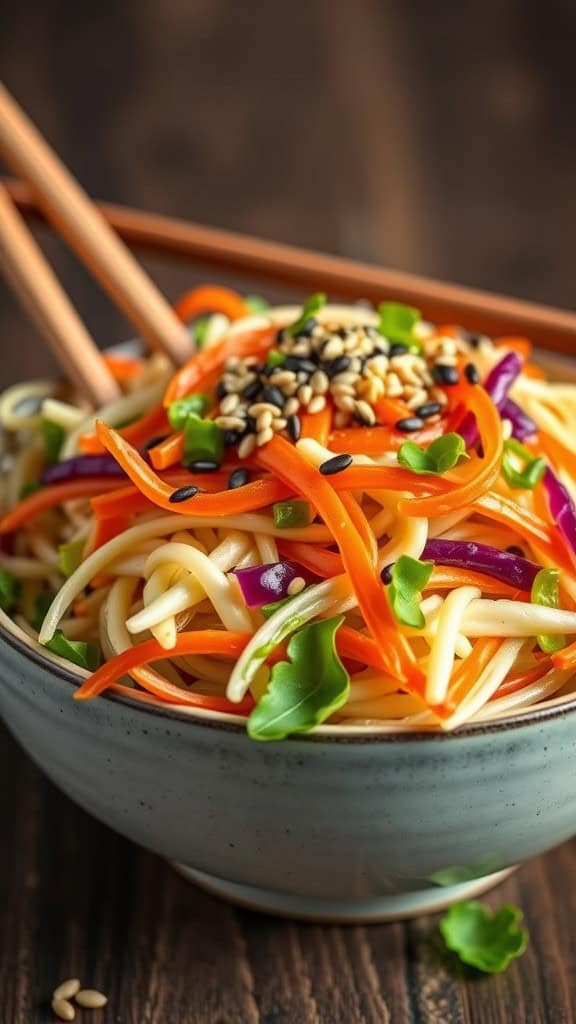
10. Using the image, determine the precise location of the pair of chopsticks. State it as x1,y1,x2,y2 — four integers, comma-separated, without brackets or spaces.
0,83,191,406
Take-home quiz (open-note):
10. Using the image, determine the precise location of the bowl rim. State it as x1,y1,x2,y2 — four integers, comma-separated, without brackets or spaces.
2,615,576,743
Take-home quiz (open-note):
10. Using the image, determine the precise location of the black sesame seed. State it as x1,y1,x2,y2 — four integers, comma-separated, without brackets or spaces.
143,434,169,450
286,414,301,442
390,343,409,357
297,318,317,337
243,379,261,401
506,545,525,558
244,415,257,435
380,564,394,585
432,364,460,386
276,328,286,344
223,429,241,446
337,327,349,339
467,334,482,349
415,402,442,420
285,356,318,374
396,416,425,433
465,362,480,384
326,355,351,377
319,453,353,475
261,386,285,408
228,467,250,490
261,364,276,377
187,460,220,473
216,380,228,400
169,485,199,503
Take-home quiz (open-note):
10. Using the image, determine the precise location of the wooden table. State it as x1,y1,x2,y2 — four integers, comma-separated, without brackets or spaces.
2,0,576,1019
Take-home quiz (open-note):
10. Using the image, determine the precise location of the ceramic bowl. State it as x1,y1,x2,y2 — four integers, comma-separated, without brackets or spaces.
2,612,576,922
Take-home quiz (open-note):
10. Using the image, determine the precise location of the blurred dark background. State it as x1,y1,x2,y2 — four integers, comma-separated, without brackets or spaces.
1,0,576,385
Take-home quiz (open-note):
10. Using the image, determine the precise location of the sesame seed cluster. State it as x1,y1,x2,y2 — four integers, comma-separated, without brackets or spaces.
214,319,484,456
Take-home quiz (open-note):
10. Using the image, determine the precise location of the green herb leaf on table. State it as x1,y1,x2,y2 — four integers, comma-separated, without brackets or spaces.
501,439,546,490
377,302,422,350
168,394,211,431
0,569,20,613
398,433,468,476
531,567,566,654
248,615,349,740
388,555,433,628
45,629,101,672
285,293,326,337
439,900,529,973
42,419,65,463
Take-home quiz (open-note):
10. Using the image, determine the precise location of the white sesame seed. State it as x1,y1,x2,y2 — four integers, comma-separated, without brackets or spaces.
292,341,312,356
75,990,108,1009
238,434,256,459
283,397,300,417
331,371,358,387
343,336,358,353
219,393,240,415
384,372,404,397
355,400,376,425
307,395,326,414
257,426,274,446
438,338,458,356
297,384,313,406
282,380,299,396
356,377,383,404
331,383,356,398
348,357,363,374
53,980,81,1002
431,387,449,406
273,417,287,430
310,370,329,394
51,998,75,1021
322,338,344,360
287,576,306,596
215,415,246,431
248,402,279,416
334,394,355,412
225,356,241,369
270,370,296,387
406,389,430,409
256,410,273,431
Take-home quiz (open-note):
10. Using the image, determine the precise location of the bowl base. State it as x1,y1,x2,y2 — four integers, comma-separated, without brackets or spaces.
171,863,517,923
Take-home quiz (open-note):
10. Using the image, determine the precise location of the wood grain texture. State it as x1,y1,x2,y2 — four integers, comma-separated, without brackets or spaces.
1,0,576,1020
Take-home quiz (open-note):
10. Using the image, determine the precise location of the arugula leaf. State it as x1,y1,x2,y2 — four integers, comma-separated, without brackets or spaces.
398,433,468,476
439,900,528,973
31,592,54,632
45,630,101,671
58,540,85,578
248,615,349,740
531,567,566,653
0,569,20,613
245,294,270,313
285,293,326,337
42,419,65,462
387,555,433,628
502,439,546,490
168,394,210,431
377,302,422,350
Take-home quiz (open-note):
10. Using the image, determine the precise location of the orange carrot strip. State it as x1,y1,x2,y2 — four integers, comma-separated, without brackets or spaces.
435,637,502,719
79,403,169,455
95,422,291,516
492,662,551,700
74,630,253,700
149,431,184,470
552,640,576,671
102,353,144,382
91,469,232,520
127,665,254,714
173,285,250,324
256,435,423,690
332,464,453,496
336,626,390,671
339,491,377,565
328,421,444,455
276,540,343,578
473,492,574,573
398,385,503,517
429,566,521,598
87,514,131,553
495,336,532,359
537,432,576,482
0,478,126,535
373,396,411,425
164,326,274,405
300,404,333,445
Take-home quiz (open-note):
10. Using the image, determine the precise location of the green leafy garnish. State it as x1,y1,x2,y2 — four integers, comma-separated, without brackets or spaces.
42,419,65,462
501,439,546,490
58,540,85,578
261,590,310,619
31,592,53,632
168,394,211,431
387,555,433,628
531,567,566,653
272,500,312,529
248,616,349,740
439,900,528,973
0,569,20,613
19,480,42,500
266,349,286,368
245,294,270,313
188,316,209,347
183,417,224,464
377,302,422,351
285,293,326,337
398,433,468,476
45,630,101,671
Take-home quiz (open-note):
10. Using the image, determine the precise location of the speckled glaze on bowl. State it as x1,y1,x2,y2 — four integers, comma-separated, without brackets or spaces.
1,613,576,922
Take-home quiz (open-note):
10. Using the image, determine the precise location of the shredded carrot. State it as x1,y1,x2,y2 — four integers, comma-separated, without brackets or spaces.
473,492,575,573
328,421,444,454
149,431,184,470
436,637,502,718
492,662,551,700
91,469,231,520
429,566,521,598
256,435,424,690
276,541,343,578
87,514,131,554
102,353,144,382
173,285,250,325
0,478,127,535
336,626,390,671
79,403,169,455
94,422,292,516
398,384,503,517
300,404,333,445
164,326,274,405
333,464,452,496
552,639,576,671
372,396,412,425
537,432,576,481
495,336,532,359
339,492,377,565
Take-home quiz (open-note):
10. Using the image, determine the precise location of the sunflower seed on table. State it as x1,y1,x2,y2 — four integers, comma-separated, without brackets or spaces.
75,990,108,1009
51,999,75,1022
52,980,81,1002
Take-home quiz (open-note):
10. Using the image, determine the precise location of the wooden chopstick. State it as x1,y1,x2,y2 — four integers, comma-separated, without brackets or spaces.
0,84,190,365
5,179,575,358
0,181,121,405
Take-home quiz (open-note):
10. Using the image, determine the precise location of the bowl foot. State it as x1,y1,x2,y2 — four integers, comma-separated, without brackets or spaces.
171,862,517,923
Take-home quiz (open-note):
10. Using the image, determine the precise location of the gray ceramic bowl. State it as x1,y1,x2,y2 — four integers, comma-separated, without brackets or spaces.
2,611,576,922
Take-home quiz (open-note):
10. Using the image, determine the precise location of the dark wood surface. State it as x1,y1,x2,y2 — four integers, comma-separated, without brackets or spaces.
1,1,576,1020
